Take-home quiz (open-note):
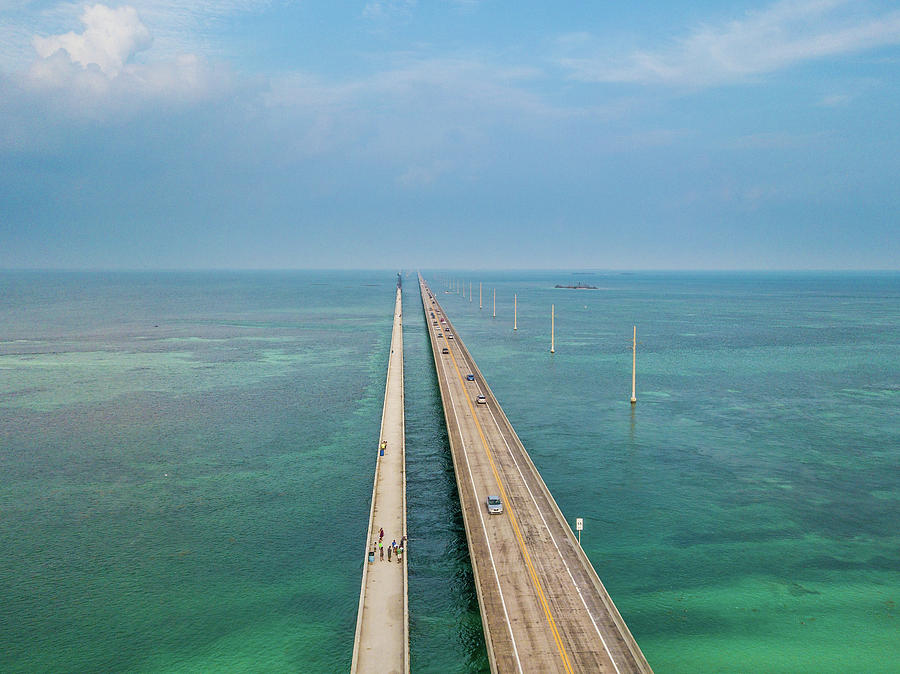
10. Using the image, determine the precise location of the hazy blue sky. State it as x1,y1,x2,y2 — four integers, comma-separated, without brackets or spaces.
1,1,898,269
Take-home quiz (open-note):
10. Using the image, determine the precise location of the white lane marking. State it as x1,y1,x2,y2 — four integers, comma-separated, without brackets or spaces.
425,287,524,674
482,401,624,674
449,315,624,674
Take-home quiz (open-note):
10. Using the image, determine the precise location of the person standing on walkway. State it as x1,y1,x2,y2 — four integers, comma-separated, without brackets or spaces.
379,527,384,541
387,546,392,562
391,539,397,550
380,545,384,561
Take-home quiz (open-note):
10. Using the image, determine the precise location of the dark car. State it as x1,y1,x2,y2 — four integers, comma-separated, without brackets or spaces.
466,374,475,381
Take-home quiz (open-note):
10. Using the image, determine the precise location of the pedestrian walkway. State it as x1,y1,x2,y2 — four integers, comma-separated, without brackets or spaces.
351,287,408,674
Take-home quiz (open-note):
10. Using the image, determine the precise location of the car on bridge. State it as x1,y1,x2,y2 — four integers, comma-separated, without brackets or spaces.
466,374,475,381
476,395,487,405
442,347,449,354
486,495,503,514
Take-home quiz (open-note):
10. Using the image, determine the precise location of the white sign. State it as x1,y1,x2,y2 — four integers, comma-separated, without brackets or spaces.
576,518,583,531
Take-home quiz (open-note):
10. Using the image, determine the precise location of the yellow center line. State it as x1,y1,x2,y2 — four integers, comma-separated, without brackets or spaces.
435,295,574,674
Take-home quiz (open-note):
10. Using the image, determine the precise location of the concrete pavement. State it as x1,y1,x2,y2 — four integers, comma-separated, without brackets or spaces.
351,288,408,674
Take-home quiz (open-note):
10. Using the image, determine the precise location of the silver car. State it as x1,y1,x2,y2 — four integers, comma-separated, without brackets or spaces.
486,495,503,514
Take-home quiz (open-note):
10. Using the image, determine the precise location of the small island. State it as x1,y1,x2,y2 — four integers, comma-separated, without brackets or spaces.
554,281,598,289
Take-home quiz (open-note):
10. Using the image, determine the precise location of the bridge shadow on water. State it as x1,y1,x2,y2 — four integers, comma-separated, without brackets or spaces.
404,291,490,673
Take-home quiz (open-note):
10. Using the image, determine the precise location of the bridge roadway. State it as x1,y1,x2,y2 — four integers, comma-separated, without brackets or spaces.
419,276,652,674
351,287,408,674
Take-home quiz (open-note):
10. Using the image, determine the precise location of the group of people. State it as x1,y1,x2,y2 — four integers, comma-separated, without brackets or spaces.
371,526,406,564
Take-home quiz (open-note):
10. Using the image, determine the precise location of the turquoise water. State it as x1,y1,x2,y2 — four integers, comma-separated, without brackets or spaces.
1,271,898,672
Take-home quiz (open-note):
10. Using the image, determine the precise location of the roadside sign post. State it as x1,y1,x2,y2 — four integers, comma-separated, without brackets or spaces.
576,517,583,546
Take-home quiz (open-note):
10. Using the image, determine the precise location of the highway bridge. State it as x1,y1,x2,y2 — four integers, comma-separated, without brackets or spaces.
419,275,651,674
351,288,408,674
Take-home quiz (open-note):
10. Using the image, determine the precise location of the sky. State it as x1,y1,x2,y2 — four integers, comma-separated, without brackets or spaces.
1,0,898,270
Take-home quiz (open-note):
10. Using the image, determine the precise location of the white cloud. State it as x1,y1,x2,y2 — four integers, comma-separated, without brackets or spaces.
0,1,272,71
20,4,241,114
264,57,551,124
559,0,900,86
363,0,417,21
22,48,238,117
260,56,570,185
33,4,151,76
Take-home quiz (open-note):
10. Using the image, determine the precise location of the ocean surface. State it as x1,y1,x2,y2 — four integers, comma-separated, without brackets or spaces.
1,270,898,673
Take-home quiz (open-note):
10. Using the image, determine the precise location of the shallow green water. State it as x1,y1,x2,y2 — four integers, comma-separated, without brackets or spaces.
1,271,897,672
1,272,391,672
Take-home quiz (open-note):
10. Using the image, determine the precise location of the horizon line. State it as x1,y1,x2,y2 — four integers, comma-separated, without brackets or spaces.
1,267,898,274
